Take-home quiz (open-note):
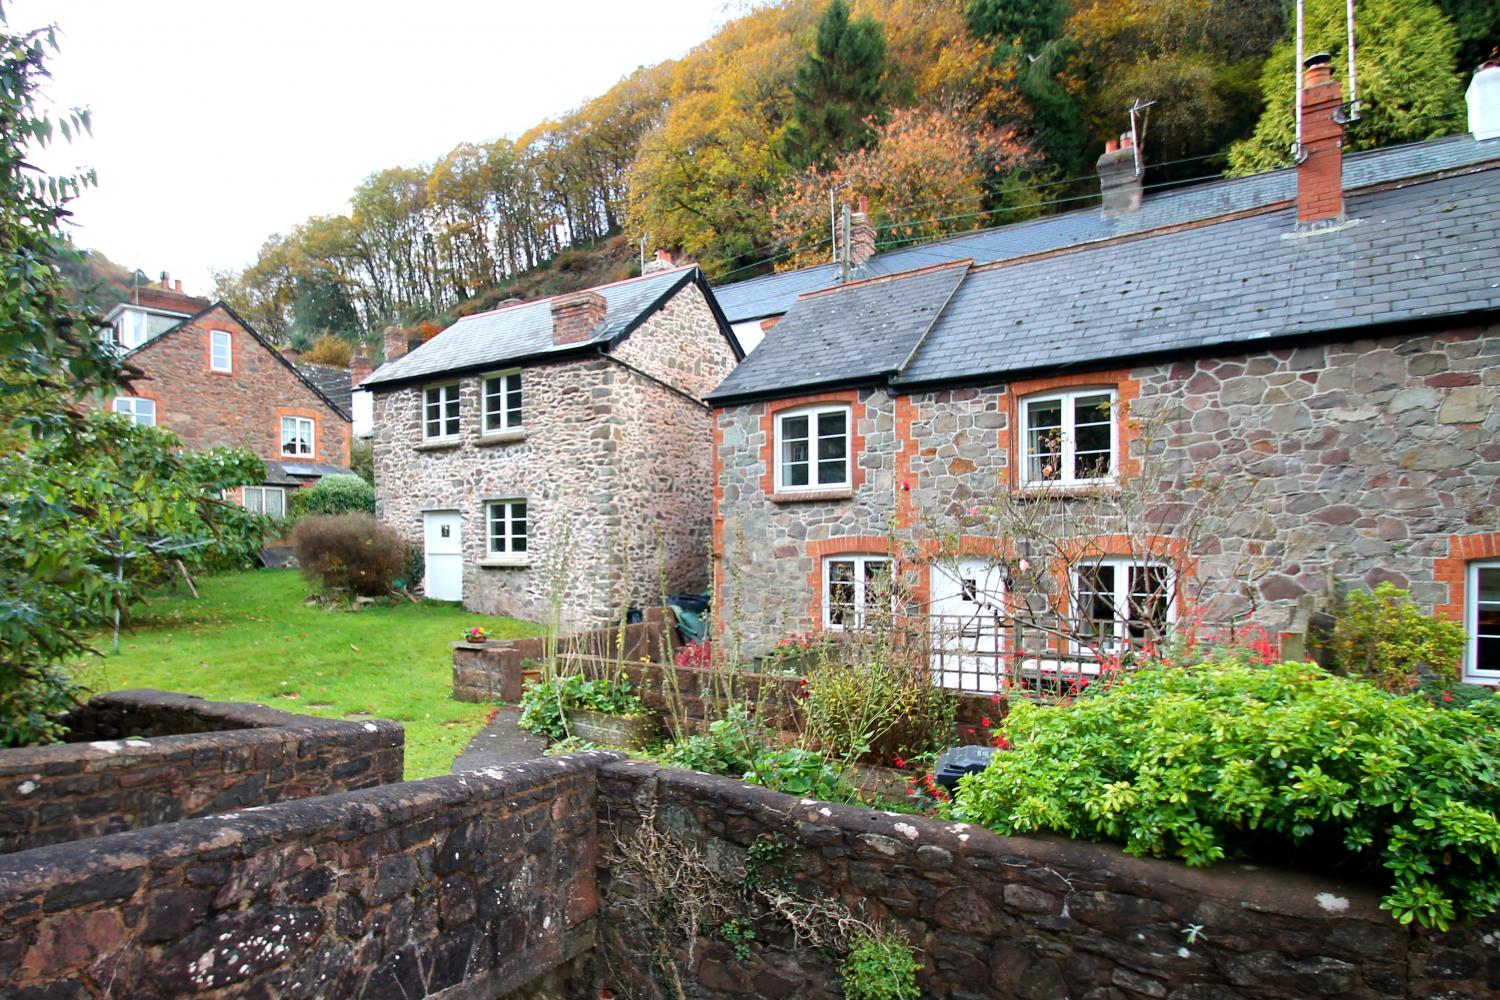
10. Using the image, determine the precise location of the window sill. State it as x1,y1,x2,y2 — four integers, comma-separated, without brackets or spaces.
770,489,853,504
475,429,526,447
281,453,315,461
479,555,531,569
414,439,461,452
1010,481,1120,500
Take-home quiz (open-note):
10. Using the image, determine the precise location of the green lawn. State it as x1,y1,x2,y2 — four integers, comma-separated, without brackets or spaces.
73,569,542,779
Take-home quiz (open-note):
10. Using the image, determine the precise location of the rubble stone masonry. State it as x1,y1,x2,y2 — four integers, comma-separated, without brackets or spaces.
714,324,1500,654
373,282,738,626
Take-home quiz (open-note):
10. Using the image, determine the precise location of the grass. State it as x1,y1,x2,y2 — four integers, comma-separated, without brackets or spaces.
73,569,543,779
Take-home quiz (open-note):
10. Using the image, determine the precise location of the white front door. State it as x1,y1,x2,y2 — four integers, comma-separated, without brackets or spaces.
929,558,1006,693
423,511,464,602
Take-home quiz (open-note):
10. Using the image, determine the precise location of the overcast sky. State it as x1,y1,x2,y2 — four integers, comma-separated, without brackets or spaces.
13,1,740,295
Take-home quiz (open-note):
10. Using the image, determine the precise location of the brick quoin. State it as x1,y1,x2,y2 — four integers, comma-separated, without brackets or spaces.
107,305,350,476
1434,530,1500,621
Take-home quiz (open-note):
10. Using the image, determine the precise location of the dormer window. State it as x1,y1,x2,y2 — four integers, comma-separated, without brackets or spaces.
775,404,850,492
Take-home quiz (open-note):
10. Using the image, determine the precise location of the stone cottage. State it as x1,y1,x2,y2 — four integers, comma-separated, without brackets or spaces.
104,296,353,517
363,265,742,625
707,58,1500,687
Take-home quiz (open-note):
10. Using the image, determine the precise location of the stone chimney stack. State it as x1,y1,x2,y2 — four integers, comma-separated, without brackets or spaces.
1296,53,1346,229
382,325,409,363
350,354,374,386
849,196,877,266
643,249,675,274
1097,134,1142,218
551,290,607,346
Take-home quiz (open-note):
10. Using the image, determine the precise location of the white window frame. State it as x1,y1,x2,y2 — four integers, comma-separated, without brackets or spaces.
210,329,232,372
1465,559,1500,684
485,500,528,556
482,370,523,434
112,396,156,427
1070,558,1175,655
1019,388,1118,487
423,383,461,441
280,415,315,457
774,404,851,493
243,486,286,518
822,554,890,630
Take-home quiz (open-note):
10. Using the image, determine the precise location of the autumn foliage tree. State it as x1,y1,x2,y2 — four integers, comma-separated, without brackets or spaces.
771,108,1033,270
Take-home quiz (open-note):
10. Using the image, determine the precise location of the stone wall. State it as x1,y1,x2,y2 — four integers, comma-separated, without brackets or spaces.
452,610,674,703
0,752,615,999
714,324,1500,656
110,304,350,470
373,281,737,627
0,691,403,855
586,760,1500,1000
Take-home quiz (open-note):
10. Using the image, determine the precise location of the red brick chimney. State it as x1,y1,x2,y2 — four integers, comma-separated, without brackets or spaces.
551,290,607,345
849,196,877,266
350,354,373,386
1297,52,1345,229
643,248,675,274
1097,133,1143,218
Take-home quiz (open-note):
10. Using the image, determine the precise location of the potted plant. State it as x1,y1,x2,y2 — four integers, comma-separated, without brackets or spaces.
464,625,490,644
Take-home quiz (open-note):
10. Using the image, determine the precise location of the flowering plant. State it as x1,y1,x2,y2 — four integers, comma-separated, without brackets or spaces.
674,640,712,669
464,626,489,644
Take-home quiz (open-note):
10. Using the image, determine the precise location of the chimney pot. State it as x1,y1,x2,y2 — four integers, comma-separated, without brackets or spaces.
551,290,608,346
159,271,170,289
1105,138,1118,153
174,279,182,293
1295,52,1346,229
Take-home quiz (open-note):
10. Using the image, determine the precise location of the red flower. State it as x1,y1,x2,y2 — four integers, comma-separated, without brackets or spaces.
1442,690,1454,703
892,756,907,769
980,716,992,728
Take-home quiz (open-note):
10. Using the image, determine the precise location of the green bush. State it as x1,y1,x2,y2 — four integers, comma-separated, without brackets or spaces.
662,706,768,776
518,674,648,740
950,661,1500,929
290,513,406,597
842,930,922,1000
744,746,851,801
1326,583,1466,691
290,474,376,519
804,638,955,767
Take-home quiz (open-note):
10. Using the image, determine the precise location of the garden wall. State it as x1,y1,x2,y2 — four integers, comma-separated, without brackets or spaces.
452,609,673,702
0,690,403,854
0,752,614,999
586,760,1500,1000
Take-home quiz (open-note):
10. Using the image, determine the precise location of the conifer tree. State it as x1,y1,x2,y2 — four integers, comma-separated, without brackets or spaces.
781,0,890,171
1227,0,1465,175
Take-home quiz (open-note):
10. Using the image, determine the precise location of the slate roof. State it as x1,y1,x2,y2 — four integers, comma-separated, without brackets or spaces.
711,133,1500,324
296,363,353,414
708,164,1500,402
710,263,968,399
362,266,736,389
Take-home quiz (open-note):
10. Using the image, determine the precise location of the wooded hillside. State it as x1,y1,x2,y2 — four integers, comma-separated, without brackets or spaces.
210,0,1493,354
